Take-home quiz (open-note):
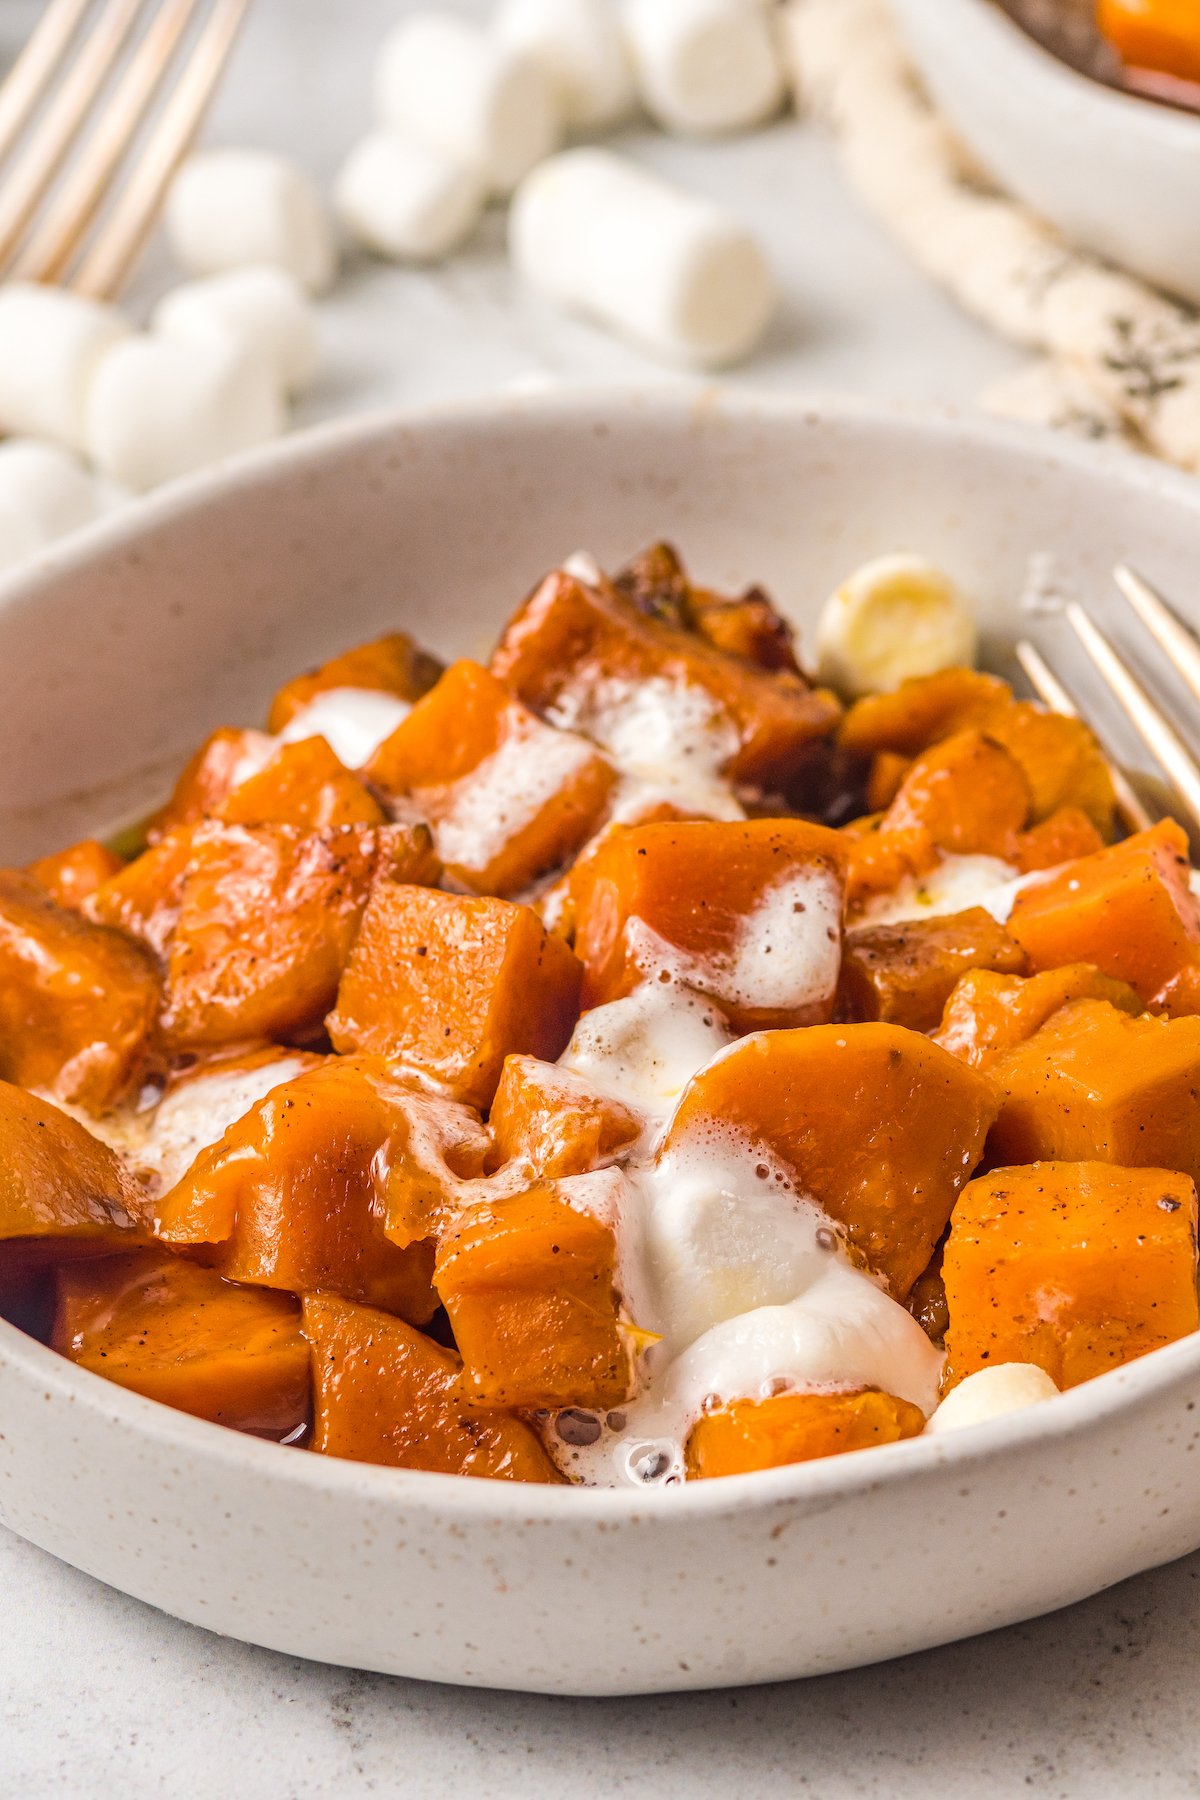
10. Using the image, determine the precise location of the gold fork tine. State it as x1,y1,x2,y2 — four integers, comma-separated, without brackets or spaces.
1064,599,1200,835
70,0,251,300
0,0,146,271
1016,637,1154,833
0,0,93,166
11,0,200,285
1112,563,1200,709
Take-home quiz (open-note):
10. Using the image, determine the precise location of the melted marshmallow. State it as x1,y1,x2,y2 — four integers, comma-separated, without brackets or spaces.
277,687,412,769
558,983,735,1147
857,852,1059,927
432,719,603,875
549,672,745,824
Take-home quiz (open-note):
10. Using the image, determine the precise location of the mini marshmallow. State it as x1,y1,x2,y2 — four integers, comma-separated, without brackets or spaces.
151,267,318,394
164,150,337,293
0,283,130,452
926,1364,1060,1435
86,335,285,492
509,148,775,367
374,12,561,196
494,0,636,131
622,0,785,136
0,440,103,579
334,132,486,263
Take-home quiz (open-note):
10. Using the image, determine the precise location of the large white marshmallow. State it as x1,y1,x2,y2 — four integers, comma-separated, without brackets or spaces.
334,131,486,263
494,0,636,131
0,283,130,452
86,335,286,492
164,149,337,293
0,439,104,579
374,12,561,196
151,266,318,395
622,0,785,136
926,1364,1060,1435
509,148,775,367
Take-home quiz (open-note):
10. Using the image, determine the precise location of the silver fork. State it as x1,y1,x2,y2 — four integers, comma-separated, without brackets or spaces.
0,0,250,302
1017,566,1200,838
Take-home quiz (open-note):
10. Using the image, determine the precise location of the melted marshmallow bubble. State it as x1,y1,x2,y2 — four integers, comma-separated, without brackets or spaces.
550,672,744,823
859,852,1059,927
558,982,735,1145
431,719,604,876
276,687,412,769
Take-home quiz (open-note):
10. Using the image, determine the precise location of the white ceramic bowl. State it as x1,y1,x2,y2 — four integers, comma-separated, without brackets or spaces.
892,0,1200,306
4,391,1200,1697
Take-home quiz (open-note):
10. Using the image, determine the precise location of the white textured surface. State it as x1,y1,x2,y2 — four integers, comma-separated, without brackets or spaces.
5,0,1196,1791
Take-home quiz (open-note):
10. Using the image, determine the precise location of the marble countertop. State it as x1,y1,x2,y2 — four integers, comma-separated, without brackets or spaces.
3,3,1199,1795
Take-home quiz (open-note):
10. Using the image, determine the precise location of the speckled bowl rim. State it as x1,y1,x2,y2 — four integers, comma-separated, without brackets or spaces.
4,383,1200,1523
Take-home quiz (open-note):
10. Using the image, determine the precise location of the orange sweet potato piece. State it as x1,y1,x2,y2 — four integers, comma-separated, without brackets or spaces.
303,1293,562,1479
1013,807,1104,873
267,631,443,735
840,907,1028,1034
906,1246,949,1344
435,1180,636,1409
160,821,438,1049
84,829,196,959
842,818,938,915
988,999,1200,1187
53,1250,309,1437
981,706,1116,836
685,1388,925,1479
1098,0,1200,83
1008,819,1200,1007
866,751,912,813
839,668,1011,757
572,818,847,1032
0,871,159,1109
0,1080,143,1251
366,660,615,895
665,1023,997,1297
156,1059,450,1319
328,885,582,1108
488,1055,641,1180
882,730,1031,858
933,964,1142,1069
614,542,802,675
943,1160,1199,1389
217,735,385,830
26,839,123,912
148,726,272,841
490,569,840,792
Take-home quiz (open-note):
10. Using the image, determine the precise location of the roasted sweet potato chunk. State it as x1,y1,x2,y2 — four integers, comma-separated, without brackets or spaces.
943,1161,1200,1388
839,668,1011,758
366,660,615,894
328,885,582,1108
840,907,1028,1034
490,569,840,792
0,1080,143,1250
435,1180,636,1409
988,999,1200,1186
53,1250,309,1436
0,870,159,1109
267,631,443,734
1009,820,1200,1008
572,818,846,1031
26,839,123,912
882,731,1031,859
933,964,1143,1069
685,1388,925,1478
841,818,938,915
156,1059,460,1318
614,542,802,675
304,1293,562,1479
148,726,272,841
160,821,438,1049
217,735,385,830
84,829,196,960
1012,807,1104,874
488,1055,641,1180
666,1023,997,1297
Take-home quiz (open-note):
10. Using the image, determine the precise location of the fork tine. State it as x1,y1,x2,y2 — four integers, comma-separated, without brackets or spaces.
11,0,200,286
70,0,251,300
1112,563,1200,710
1064,600,1200,835
1015,637,1154,833
0,0,146,273
0,0,94,166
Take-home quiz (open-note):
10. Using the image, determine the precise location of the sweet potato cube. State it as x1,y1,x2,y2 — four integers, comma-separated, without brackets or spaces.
83,830,195,960
572,818,847,1031
841,818,938,915
148,726,273,840
303,1293,562,1479
839,668,1012,757
156,1059,442,1319
943,1161,1200,1388
267,631,443,734
0,870,159,1110
1008,820,1200,1007
1097,0,1200,85
217,735,385,830
366,660,615,895
866,751,912,813
160,821,438,1049
53,1250,309,1437
1013,807,1104,873
26,839,123,912
933,964,1143,1069
882,730,1031,858
328,885,582,1107
988,1000,1200,1186
0,1081,143,1250
435,1181,635,1409
666,1023,997,1297
840,907,1028,1034
685,1388,925,1479
490,569,840,792
488,1055,641,1180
